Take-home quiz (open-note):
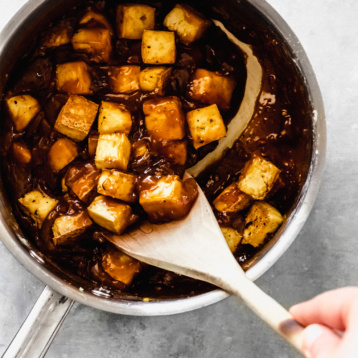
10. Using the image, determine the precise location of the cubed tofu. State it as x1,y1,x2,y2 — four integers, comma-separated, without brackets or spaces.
139,67,172,95
117,4,155,40
12,142,31,165
54,95,99,142
158,140,187,165
48,138,78,172
187,69,236,110
65,162,100,202
87,195,133,234
95,133,131,170
56,61,92,95
98,101,132,134
88,131,99,157
141,30,176,65
186,104,226,149
52,211,93,246
79,11,113,35
139,175,198,221
18,190,58,227
163,4,211,45
238,157,281,200
72,28,112,63
220,226,242,253
42,20,72,48
97,170,136,202
6,95,41,131
213,182,252,213
109,66,140,93
143,96,185,141
102,250,142,285
242,202,283,247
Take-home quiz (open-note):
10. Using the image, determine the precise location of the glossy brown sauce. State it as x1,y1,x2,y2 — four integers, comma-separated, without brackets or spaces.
0,0,312,299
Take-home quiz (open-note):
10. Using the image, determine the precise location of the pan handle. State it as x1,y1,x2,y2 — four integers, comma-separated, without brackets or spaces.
2,285,74,358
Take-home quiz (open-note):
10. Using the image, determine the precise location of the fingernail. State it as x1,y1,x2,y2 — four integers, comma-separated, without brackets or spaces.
303,324,324,352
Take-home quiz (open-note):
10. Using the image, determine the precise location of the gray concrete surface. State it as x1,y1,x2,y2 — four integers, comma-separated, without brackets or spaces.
1,0,357,357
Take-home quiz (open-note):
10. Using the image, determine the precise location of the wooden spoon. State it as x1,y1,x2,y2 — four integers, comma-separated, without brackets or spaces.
107,174,305,353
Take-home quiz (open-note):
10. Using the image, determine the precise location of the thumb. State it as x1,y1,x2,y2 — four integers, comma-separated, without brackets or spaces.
302,324,341,358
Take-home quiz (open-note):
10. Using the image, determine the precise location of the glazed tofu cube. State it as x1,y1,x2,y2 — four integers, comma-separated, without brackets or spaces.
186,104,226,149
102,250,142,285
163,4,211,45
42,20,72,48
139,67,172,95
98,101,132,134
242,202,283,247
56,61,92,95
6,95,41,132
187,69,236,110
79,11,113,35
213,182,252,213
72,28,112,63
141,30,176,65
143,96,185,141
158,140,187,165
18,190,58,227
220,227,242,253
88,131,99,157
117,4,155,40
87,195,133,234
54,95,99,142
109,66,140,94
52,211,93,246
12,142,31,165
139,175,198,221
238,157,281,200
48,138,78,172
97,170,136,203
65,162,100,202
95,133,131,170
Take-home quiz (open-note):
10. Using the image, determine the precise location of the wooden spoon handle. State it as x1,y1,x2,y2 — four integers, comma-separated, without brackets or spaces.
225,274,305,353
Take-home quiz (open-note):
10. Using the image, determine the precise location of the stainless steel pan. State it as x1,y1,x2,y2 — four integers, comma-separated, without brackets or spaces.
0,0,326,356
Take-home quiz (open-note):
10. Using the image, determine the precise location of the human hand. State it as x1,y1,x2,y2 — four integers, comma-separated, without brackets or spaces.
289,287,358,358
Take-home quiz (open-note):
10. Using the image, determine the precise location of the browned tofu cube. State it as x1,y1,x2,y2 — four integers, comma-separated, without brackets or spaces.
220,226,242,253
158,140,187,165
52,211,93,246
163,4,211,45
117,4,155,40
65,162,100,202
12,142,31,165
54,95,99,142
102,249,142,285
98,101,132,134
186,104,226,149
95,133,131,171
139,175,198,221
79,11,113,35
88,131,99,157
109,66,140,93
42,20,72,48
139,67,172,95
141,30,176,65
187,69,236,110
56,61,92,95
143,96,185,141
238,157,281,200
87,195,133,234
242,202,283,247
6,95,41,131
72,28,112,63
213,182,252,213
48,138,78,172
98,170,136,203
18,190,58,227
